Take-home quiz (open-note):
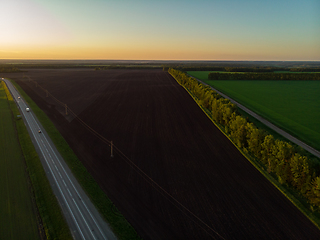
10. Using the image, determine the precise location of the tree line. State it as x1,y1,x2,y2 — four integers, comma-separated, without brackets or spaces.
290,68,320,72
168,68,320,210
208,72,320,80
95,65,161,70
223,67,286,72
161,61,314,71
165,66,320,73
0,66,20,73
173,66,288,72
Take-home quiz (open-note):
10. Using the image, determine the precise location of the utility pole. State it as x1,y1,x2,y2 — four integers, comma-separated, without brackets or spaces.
65,104,68,115
110,141,114,158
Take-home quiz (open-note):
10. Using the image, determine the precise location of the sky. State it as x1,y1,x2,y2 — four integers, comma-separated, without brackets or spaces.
0,0,319,60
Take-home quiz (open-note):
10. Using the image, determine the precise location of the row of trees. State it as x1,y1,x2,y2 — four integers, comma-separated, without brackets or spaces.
290,68,320,72
223,67,287,72
175,66,289,72
168,68,320,209
167,66,320,73
95,65,161,70
208,72,320,80
0,67,20,73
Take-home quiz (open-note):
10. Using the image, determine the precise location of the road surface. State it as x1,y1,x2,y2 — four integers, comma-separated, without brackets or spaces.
189,76,320,159
3,79,117,240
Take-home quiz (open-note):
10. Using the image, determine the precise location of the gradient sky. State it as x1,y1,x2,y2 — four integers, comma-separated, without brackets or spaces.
0,0,319,60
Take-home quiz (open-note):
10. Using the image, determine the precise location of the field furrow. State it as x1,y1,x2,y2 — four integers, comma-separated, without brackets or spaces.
3,69,319,239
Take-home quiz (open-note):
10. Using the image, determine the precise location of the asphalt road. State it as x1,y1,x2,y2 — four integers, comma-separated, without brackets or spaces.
3,79,117,240
191,76,320,159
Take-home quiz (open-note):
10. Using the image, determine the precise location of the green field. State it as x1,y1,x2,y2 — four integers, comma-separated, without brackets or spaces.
187,71,320,152
0,82,40,240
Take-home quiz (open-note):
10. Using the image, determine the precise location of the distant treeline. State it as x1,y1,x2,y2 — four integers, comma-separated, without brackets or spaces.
290,68,320,72
0,64,94,69
224,67,287,72
168,68,320,211
0,67,21,73
0,64,163,70
162,61,320,70
166,66,320,73
174,66,288,72
208,72,320,80
94,65,162,70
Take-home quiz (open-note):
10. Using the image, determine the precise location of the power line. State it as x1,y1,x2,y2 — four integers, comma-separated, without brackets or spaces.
24,75,225,239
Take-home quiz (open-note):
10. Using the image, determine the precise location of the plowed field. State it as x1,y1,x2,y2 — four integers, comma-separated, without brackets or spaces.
4,69,320,239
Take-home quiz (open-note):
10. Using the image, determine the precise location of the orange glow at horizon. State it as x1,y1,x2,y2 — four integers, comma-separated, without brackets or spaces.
1,42,319,61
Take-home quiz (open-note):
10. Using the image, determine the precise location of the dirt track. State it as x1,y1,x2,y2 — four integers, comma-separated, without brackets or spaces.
5,69,320,239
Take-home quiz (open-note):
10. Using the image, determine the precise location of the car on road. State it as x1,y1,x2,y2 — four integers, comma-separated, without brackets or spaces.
18,96,20,99
38,130,41,133
26,108,30,112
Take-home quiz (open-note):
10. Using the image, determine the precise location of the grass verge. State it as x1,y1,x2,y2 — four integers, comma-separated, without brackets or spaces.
10,79,140,240
2,80,72,239
0,82,40,240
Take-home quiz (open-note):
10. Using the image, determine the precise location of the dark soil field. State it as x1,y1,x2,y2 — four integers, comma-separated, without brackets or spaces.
4,69,320,239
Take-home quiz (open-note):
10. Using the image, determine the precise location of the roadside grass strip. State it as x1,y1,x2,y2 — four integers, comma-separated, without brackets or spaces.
10,79,140,240
0,81,40,240
1,81,72,239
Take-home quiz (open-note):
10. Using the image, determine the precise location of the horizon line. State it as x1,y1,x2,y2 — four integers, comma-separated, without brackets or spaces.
1,59,320,62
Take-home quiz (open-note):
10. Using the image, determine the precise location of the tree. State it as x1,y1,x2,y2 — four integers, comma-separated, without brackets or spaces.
246,123,266,159
273,140,294,184
290,153,313,194
228,115,247,148
261,135,276,172
308,177,320,208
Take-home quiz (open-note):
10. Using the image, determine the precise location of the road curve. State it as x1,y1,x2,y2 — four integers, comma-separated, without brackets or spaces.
190,76,320,159
3,79,117,240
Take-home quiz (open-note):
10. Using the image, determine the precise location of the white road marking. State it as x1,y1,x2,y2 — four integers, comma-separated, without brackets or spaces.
4,79,112,240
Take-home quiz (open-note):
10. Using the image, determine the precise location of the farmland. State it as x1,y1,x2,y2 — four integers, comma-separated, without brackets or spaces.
187,71,320,152
3,69,320,239
0,82,40,240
